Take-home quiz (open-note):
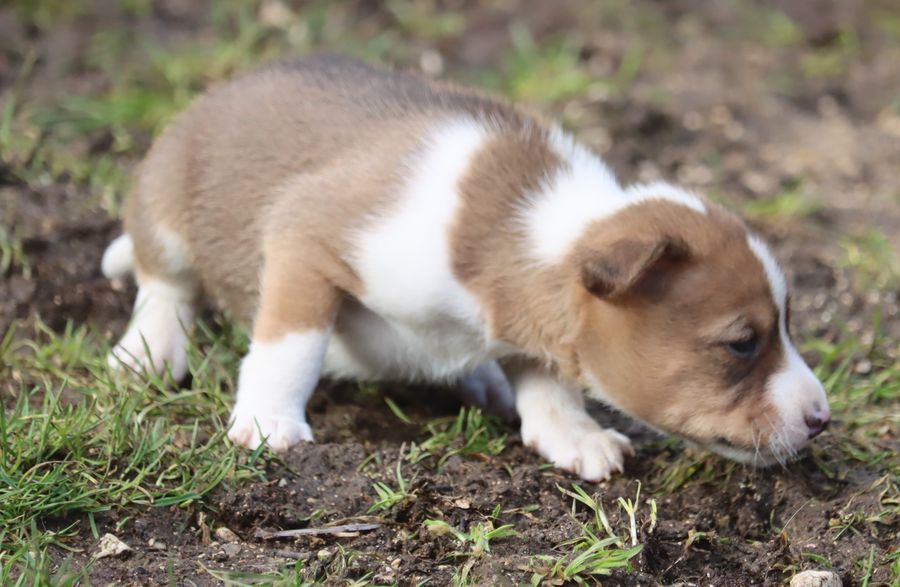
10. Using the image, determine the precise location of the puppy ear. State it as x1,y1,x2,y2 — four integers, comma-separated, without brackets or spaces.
579,235,689,299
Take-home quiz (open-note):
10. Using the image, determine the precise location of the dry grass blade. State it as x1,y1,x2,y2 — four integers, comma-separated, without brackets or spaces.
254,522,382,540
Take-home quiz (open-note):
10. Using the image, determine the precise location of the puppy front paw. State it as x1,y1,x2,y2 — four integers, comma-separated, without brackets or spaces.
228,406,313,452
523,416,633,482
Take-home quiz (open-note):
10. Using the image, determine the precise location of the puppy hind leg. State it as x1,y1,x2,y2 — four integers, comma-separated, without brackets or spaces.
455,361,518,421
108,227,198,381
101,234,135,279
108,273,197,381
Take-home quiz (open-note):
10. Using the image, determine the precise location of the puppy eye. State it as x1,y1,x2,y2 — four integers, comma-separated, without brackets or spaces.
727,333,759,359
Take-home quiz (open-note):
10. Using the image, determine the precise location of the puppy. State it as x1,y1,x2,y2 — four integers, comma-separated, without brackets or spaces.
102,55,830,481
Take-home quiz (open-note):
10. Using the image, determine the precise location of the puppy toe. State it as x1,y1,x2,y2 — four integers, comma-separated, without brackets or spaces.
226,424,259,450
228,407,312,452
269,419,314,452
577,432,628,482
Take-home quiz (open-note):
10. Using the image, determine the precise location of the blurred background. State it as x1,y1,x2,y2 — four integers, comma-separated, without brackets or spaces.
0,1,898,584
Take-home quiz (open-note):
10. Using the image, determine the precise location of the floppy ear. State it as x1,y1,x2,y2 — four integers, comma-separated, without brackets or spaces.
579,235,689,299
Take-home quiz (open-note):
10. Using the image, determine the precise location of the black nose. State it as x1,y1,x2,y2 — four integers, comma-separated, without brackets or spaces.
805,409,831,439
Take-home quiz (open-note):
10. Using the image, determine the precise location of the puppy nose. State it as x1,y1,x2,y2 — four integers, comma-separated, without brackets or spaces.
805,407,831,439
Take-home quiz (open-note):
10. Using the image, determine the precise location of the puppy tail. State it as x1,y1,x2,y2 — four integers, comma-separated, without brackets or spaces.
101,233,134,279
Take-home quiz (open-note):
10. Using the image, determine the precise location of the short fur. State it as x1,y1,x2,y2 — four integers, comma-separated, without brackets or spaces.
106,55,830,481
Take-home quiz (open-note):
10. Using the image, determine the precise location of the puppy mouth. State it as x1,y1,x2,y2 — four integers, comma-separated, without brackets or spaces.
704,438,779,467
677,434,785,467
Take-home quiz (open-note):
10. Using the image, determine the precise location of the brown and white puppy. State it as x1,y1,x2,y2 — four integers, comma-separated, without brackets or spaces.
102,55,831,481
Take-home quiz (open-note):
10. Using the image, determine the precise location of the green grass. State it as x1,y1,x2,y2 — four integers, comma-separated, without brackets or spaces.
0,223,30,280
0,543,89,587
407,407,508,469
385,0,465,40
742,185,823,221
812,242,900,550
807,325,899,480
424,503,519,571
528,484,645,584
367,458,414,513
0,319,267,582
9,0,84,30
424,515,518,559
800,30,862,79
838,229,900,291
489,26,598,103
204,547,379,587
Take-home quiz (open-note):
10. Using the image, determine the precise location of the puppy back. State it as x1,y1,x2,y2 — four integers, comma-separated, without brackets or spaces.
129,55,537,321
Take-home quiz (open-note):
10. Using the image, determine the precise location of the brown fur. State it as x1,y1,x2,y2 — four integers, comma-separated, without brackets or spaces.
124,55,542,328
453,145,787,450
568,202,785,449
451,129,586,377
122,55,796,455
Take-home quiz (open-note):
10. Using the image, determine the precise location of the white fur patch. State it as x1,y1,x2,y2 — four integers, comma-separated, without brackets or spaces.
747,235,788,312
109,279,195,380
101,234,134,279
525,129,625,261
228,330,330,451
154,226,193,275
747,234,828,457
524,128,706,262
767,345,826,444
344,118,511,380
623,181,706,214
354,118,486,323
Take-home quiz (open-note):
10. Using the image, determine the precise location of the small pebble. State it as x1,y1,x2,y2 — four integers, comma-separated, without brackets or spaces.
789,570,842,587
317,548,333,561
854,359,872,375
419,49,444,77
222,543,241,558
95,533,132,559
215,527,240,543
683,111,704,131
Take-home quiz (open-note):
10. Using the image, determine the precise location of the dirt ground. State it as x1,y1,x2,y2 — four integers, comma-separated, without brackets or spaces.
1,1,898,585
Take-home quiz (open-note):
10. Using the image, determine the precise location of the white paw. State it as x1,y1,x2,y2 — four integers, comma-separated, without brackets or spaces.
108,328,189,380
109,281,194,380
522,416,633,482
456,362,517,421
228,406,313,452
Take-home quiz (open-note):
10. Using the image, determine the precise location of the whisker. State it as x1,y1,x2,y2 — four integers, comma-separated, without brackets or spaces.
763,414,791,469
751,426,762,468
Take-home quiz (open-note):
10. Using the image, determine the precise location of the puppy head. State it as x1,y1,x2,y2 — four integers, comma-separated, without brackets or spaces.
570,198,830,465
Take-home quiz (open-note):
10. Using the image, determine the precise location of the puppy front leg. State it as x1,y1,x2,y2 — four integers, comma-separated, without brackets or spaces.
227,244,339,452
512,364,633,481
